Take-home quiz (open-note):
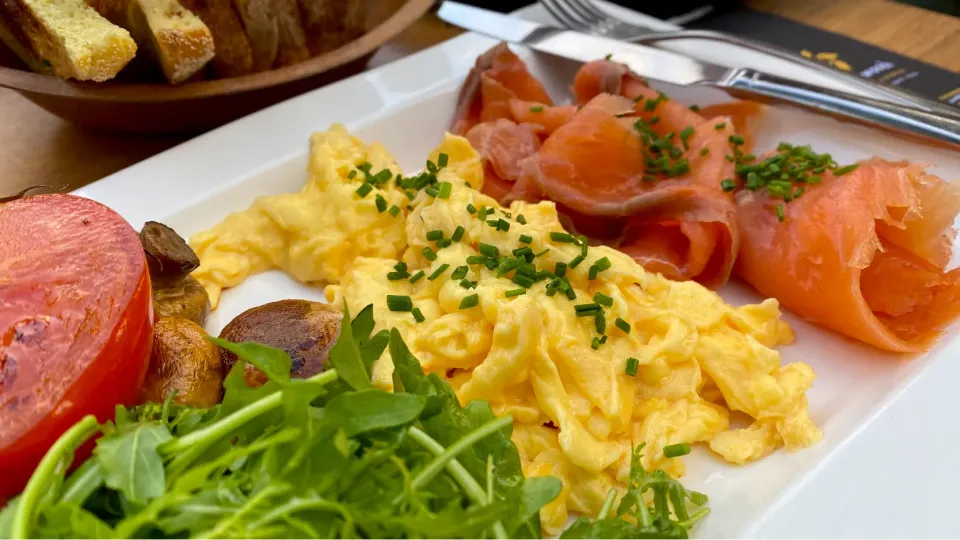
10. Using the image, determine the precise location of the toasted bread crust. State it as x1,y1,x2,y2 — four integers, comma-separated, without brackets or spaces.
0,0,136,80
125,0,214,83
297,0,363,56
231,0,275,72
273,0,307,67
179,0,252,77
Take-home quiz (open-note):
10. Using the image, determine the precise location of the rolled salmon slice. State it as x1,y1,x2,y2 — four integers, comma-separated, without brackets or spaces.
735,158,960,352
523,93,740,285
452,42,554,135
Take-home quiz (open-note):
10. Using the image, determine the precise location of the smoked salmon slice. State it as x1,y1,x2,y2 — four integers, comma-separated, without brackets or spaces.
508,100,578,137
735,158,960,352
452,43,553,135
521,93,740,285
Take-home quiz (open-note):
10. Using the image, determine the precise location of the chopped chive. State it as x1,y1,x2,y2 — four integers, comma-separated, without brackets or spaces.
594,292,613,307
604,53,613,60
615,318,631,333
724,154,735,163
580,241,589,258
794,187,806,198
777,142,793,151
387,271,409,280
497,219,510,232
451,226,465,242
459,294,479,309
465,182,472,188
484,258,498,270
595,312,606,334
689,104,700,112
422,247,438,261
408,270,426,283
466,255,486,265
512,247,533,258
426,229,444,241
428,263,450,281
569,255,585,268
437,153,449,167
535,248,550,257
467,204,477,214
486,219,499,228
679,126,695,141
594,257,611,272
451,266,468,280
546,287,558,297
478,243,499,258
347,170,357,179
387,295,413,312
550,232,576,243
406,205,414,211
505,288,526,298
575,303,601,313
591,337,601,350
588,265,599,280
529,105,544,113
625,357,639,377
776,203,785,222
388,205,401,217
720,178,736,192
663,443,691,458
426,160,438,173
437,182,453,199
355,183,373,198
394,261,408,272
519,234,533,244
565,288,577,300
516,214,527,224
511,274,535,288
404,190,416,201
412,308,425,323
425,187,439,197
372,169,392,184
375,194,388,213
728,134,745,146
714,122,726,130
554,262,567,277
459,279,476,289
834,163,860,176
699,147,710,157
437,238,452,248
599,335,608,345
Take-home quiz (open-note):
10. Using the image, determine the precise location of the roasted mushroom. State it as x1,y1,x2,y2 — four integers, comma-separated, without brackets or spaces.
153,274,210,326
141,316,224,408
140,221,200,278
219,300,342,387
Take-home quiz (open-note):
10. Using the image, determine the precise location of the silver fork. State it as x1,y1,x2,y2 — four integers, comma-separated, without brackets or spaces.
539,0,959,115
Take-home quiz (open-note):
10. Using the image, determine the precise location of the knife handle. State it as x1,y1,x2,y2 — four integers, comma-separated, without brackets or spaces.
708,68,960,149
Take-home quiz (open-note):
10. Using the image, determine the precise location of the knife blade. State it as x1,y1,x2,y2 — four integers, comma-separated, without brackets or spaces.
437,1,960,149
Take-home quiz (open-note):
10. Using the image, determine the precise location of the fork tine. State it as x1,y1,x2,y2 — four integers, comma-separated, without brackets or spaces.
568,0,611,22
563,0,606,24
540,0,592,31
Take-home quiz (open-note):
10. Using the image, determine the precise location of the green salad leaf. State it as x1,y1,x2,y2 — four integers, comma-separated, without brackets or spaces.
0,303,709,539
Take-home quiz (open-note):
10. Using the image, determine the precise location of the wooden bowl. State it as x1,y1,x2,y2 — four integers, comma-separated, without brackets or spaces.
0,0,434,134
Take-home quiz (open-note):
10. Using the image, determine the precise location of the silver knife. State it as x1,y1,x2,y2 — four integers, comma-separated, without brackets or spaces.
438,2,960,149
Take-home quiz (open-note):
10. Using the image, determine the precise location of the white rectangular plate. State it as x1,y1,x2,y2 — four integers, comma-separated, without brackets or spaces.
75,4,960,538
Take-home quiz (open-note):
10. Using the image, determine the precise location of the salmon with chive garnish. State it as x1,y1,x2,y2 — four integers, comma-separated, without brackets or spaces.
451,42,554,136
507,100,578,137
735,155,960,352
520,93,741,286
465,118,542,204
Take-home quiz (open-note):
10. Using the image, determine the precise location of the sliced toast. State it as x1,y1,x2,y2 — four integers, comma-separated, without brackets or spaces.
231,0,275,72
297,0,363,56
273,0,307,67
0,0,137,81
124,0,215,83
179,0,252,77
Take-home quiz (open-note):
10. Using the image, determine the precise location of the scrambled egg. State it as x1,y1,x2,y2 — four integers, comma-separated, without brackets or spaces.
192,124,823,533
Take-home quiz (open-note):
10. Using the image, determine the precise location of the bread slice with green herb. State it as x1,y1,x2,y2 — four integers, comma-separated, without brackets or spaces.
0,0,137,81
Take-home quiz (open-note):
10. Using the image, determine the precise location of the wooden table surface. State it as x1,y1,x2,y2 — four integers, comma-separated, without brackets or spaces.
1,0,957,197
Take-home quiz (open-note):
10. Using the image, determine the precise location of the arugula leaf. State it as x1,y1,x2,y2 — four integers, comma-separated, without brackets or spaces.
0,498,19,538
325,388,426,436
361,329,390,372
211,339,292,384
94,423,172,505
389,328,450,419
34,505,113,539
327,304,373,390
351,303,376,344
519,476,563,526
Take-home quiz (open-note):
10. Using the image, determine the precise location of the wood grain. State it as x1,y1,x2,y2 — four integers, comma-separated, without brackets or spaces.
1,0,957,197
